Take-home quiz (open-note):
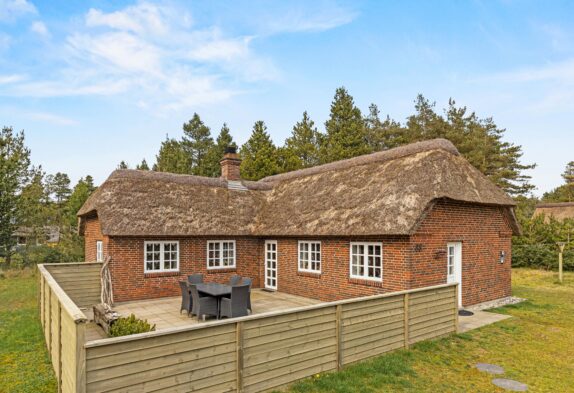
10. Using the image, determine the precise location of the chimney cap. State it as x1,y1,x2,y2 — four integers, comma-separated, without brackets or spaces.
225,146,237,154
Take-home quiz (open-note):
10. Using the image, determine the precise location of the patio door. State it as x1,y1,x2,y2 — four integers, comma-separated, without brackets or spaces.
265,240,277,290
447,242,463,307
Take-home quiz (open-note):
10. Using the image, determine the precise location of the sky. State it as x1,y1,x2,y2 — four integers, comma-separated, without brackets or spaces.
0,0,573,195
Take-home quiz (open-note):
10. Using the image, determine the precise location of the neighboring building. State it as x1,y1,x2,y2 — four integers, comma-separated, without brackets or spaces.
13,226,60,247
533,202,574,222
78,139,520,307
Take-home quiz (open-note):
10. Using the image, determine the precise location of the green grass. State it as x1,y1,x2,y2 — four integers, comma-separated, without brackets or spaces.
0,269,57,393
286,268,574,393
1,269,572,393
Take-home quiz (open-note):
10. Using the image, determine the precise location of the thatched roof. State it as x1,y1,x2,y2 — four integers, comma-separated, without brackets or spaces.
533,202,574,222
78,139,519,237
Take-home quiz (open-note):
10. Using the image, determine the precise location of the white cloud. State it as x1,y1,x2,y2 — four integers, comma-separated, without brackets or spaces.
0,0,36,21
30,20,49,37
0,73,25,83
27,112,78,126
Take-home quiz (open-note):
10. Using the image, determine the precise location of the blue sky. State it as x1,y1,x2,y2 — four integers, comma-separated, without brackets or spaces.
1,0,573,195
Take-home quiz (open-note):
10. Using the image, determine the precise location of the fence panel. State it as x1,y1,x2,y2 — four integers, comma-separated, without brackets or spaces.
45,263,102,308
408,286,457,345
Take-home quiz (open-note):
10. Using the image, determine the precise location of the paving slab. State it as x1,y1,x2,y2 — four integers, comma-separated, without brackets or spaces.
476,363,505,374
458,310,511,332
492,378,528,391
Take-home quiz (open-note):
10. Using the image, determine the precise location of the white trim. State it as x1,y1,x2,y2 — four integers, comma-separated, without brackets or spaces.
144,241,180,273
96,240,103,262
265,240,278,290
349,242,383,282
298,241,321,274
206,240,236,270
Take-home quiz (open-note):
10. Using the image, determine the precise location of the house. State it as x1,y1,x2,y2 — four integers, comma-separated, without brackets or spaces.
77,139,519,307
533,202,574,222
13,226,60,247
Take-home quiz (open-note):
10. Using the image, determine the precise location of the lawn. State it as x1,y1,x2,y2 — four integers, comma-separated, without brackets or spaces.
286,268,574,393
0,268,571,393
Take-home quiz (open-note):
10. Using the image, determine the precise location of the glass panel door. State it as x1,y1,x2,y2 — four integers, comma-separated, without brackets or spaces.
265,240,277,290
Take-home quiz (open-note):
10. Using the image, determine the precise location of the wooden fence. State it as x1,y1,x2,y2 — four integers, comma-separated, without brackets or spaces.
44,263,102,308
38,263,97,393
39,263,458,393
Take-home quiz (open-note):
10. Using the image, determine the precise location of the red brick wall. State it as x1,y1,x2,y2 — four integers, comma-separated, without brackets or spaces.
108,237,262,302
83,216,107,262
272,237,409,302
410,199,513,306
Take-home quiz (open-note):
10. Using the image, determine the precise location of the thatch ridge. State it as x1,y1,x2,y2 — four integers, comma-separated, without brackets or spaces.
533,202,574,222
260,138,459,184
535,202,574,208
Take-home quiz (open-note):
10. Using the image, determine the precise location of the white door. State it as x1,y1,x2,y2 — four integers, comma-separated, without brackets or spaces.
265,240,278,290
447,242,463,307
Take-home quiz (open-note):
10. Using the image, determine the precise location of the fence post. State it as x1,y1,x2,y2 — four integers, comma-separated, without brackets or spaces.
76,322,86,393
404,293,410,349
57,301,62,393
336,304,343,369
47,287,52,354
40,275,45,329
454,284,459,333
236,321,244,393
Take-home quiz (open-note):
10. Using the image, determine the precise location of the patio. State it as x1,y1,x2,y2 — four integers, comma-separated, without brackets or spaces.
85,289,322,341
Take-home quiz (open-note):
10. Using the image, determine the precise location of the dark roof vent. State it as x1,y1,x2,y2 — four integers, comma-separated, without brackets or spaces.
225,146,237,154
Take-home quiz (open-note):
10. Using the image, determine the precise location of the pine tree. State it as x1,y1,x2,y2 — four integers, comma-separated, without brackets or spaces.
283,111,321,170
182,113,214,176
203,123,238,177
543,161,574,202
18,167,50,239
65,177,96,227
117,161,129,169
136,159,150,170
240,121,280,180
364,104,404,151
0,127,31,264
153,136,191,174
320,87,371,163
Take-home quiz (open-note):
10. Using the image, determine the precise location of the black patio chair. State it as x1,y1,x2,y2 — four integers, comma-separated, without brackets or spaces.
190,284,218,321
229,274,242,286
242,277,252,313
219,284,250,319
179,281,192,316
187,273,204,284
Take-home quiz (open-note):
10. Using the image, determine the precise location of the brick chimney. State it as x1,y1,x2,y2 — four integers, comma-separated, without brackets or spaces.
220,146,241,181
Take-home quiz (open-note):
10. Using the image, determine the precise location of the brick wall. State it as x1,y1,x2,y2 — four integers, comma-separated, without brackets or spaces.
84,199,513,306
83,215,107,262
107,237,262,302
410,199,513,306
273,237,409,302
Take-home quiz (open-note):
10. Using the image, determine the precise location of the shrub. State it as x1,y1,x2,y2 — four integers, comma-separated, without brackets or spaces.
108,314,155,337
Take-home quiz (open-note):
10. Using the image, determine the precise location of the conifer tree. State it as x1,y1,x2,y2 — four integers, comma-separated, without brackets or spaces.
117,161,129,169
153,137,191,174
136,159,150,170
203,123,238,177
64,176,96,227
364,104,404,151
320,87,371,163
283,111,321,170
182,113,214,176
240,121,280,180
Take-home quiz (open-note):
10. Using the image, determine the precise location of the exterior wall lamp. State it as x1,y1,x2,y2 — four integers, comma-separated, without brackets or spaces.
499,250,506,264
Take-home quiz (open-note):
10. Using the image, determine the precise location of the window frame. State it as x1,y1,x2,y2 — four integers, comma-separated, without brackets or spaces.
143,241,180,273
349,242,383,282
96,240,103,262
206,240,237,270
298,241,322,274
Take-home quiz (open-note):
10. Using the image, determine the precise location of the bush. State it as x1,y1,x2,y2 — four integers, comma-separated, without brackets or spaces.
108,314,155,337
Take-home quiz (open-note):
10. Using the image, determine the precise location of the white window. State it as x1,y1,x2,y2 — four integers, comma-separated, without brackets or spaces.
96,241,103,262
144,241,179,273
350,242,383,281
298,241,321,273
207,240,236,269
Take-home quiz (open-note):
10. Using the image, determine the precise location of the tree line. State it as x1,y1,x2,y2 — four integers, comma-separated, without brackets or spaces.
121,87,535,196
0,127,95,267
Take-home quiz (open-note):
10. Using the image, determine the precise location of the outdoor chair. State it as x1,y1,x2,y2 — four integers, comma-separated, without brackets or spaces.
242,277,253,313
187,273,204,284
219,284,250,319
229,274,242,286
190,284,218,321
179,281,192,316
